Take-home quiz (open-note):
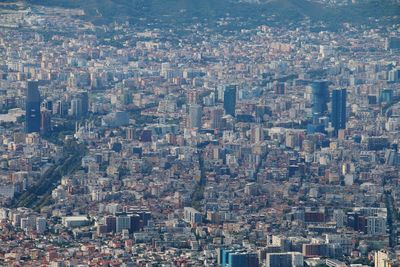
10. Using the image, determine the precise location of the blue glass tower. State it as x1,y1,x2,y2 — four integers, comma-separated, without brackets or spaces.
79,91,89,116
223,85,237,117
220,249,258,267
331,88,347,132
311,80,329,122
25,81,41,133
379,88,393,104
229,252,258,267
307,80,329,134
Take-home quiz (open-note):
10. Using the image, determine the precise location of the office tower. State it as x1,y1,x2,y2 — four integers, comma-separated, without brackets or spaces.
379,88,394,104
140,130,152,142
220,249,259,267
333,209,346,228
366,216,386,235
274,82,285,95
40,109,52,135
184,207,203,224
129,214,141,232
210,107,224,130
53,100,67,116
223,85,237,117
70,98,82,118
310,80,329,121
25,81,41,133
229,252,258,267
126,127,135,140
42,99,53,112
203,92,215,106
187,90,200,105
120,89,133,105
136,211,151,227
250,125,264,143
105,216,117,233
385,36,400,50
217,85,225,101
375,250,393,267
255,104,268,122
385,148,398,166
331,88,347,132
20,217,30,231
368,95,378,105
36,217,47,234
265,252,304,267
78,91,89,116
116,215,131,233
188,104,202,128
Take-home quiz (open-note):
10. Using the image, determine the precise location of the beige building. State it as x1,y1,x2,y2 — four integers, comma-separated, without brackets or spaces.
375,250,393,267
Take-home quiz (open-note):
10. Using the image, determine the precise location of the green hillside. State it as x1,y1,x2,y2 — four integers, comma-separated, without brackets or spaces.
26,0,400,30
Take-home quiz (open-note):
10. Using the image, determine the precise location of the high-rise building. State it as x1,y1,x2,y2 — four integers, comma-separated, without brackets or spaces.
187,90,200,105
188,104,202,129
129,214,141,232
116,215,131,233
310,80,329,121
210,107,224,130
223,85,237,117
265,252,303,267
307,80,329,133
70,98,82,118
385,36,400,50
126,127,135,140
25,81,41,133
255,104,268,122
203,92,215,106
274,82,285,95
140,130,152,142
42,99,53,112
220,249,259,267
250,125,264,143
375,250,393,267
183,207,203,224
380,88,394,104
120,89,133,105
40,109,52,135
366,216,386,235
229,252,258,267
105,216,117,233
388,68,400,82
53,100,67,116
78,91,89,116
36,217,47,234
331,88,347,133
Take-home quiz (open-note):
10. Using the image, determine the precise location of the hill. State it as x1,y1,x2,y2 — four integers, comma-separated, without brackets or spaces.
25,0,400,30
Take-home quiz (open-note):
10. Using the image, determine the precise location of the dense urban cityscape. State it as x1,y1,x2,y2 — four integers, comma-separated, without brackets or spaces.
0,0,400,266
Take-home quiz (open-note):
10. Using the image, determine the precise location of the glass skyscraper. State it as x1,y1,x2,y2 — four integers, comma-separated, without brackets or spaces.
331,88,347,132
311,80,329,122
25,81,41,133
223,85,237,117
188,104,203,128
220,249,258,267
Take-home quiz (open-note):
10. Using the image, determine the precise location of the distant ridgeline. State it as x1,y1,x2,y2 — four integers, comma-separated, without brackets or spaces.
25,0,400,31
